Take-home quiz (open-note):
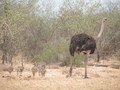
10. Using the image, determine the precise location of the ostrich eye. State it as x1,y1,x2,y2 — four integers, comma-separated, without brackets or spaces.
104,18,107,21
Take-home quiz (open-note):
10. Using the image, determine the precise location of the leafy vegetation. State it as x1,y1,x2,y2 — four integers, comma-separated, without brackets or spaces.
0,0,120,65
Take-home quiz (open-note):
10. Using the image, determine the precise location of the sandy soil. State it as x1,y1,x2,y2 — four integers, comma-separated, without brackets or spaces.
0,60,120,90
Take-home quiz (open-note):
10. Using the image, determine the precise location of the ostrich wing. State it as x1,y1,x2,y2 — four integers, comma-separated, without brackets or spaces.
79,39,96,54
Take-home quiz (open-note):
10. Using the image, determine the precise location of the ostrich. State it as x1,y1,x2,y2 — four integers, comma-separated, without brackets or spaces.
16,62,24,76
38,64,46,76
31,63,38,76
68,18,107,78
7,62,14,74
16,59,24,76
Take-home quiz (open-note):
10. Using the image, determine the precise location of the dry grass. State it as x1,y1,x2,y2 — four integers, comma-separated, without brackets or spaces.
61,67,68,75
0,59,120,90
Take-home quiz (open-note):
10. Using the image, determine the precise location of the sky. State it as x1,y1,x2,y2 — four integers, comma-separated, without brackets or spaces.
38,0,63,12
42,0,118,12
0,0,2,4
0,0,117,11
50,0,63,11
38,0,109,12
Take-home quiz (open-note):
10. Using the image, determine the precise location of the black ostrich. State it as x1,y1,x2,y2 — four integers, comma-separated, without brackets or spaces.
68,18,107,78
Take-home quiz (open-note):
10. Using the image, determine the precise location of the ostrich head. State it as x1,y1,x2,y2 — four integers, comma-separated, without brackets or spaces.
102,18,107,22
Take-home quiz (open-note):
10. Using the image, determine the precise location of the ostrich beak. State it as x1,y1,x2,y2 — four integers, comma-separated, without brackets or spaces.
103,18,107,22
105,18,107,21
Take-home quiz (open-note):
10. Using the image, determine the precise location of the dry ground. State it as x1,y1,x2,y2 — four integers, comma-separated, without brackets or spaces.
0,59,120,90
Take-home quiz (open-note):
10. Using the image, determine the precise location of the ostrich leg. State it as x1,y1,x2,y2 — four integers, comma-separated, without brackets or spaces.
84,53,89,78
69,56,73,77
96,48,100,62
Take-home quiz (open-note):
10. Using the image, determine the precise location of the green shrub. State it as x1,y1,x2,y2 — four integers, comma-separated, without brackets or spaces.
33,38,68,64
74,54,84,66
33,38,84,66
115,50,120,61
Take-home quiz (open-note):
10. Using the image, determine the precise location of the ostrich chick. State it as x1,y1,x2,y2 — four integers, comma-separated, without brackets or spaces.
38,64,46,76
7,66,14,74
16,63,24,76
31,64,38,76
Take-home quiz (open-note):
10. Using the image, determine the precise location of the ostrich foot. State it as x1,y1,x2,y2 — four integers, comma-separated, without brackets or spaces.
83,75,89,79
66,74,72,78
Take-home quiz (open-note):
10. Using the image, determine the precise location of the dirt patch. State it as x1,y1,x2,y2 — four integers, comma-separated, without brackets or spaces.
0,60,120,90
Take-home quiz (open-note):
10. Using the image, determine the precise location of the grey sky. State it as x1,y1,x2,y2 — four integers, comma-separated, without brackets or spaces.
0,0,2,4
38,0,109,12
44,0,118,11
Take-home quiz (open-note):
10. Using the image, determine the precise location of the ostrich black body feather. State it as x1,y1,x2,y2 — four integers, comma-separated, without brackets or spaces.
69,33,96,56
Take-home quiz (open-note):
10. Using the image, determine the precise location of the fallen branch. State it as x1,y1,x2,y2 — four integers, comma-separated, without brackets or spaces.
88,64,120,69
88,64,108,67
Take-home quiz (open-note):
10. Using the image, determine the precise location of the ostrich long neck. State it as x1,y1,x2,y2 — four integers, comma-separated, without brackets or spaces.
97,20,105,39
